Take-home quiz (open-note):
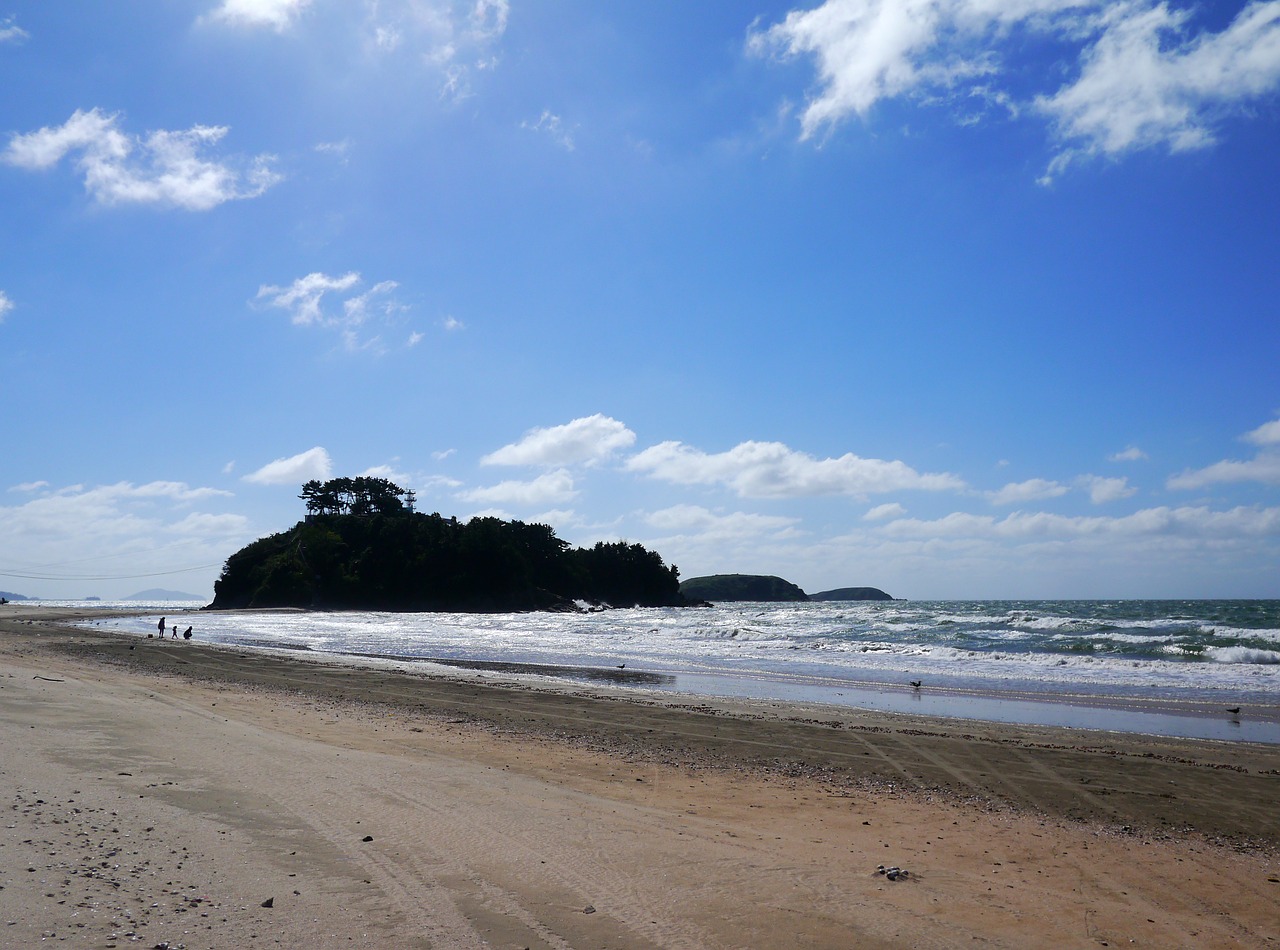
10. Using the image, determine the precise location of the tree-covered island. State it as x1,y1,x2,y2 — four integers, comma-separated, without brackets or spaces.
208,477,689,612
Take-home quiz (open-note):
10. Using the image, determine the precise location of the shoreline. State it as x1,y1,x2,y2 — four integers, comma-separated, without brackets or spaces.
64,604,1280,744
3,609,1279,947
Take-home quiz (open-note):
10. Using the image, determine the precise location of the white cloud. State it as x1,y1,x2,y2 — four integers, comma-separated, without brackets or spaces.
314,139,351,164
256,272,412,352
1077,474,1136,504
256,271,360,325
645,504,800,539
522,110,576,151
1039,2,1280,179
2,108,281,210
441,315,465,331
0,481,246,599
10,480,49,493
883,504,1280,541
1167,452,1280,490
1109,445,1148,462
987,477,1070,506
0,17,28,44
864,502,906,521
359,463,410,484
0,290,12,322
627,439,964,498
1245,416,1280,446
243,447,333,486
750,0,1280,179
457,469,578,506
204,0,312,31
1167,415,1280,489
483,415,637,467
363,0,510,101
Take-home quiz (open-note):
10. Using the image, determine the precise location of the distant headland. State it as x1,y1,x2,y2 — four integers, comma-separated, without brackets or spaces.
680,574,893,603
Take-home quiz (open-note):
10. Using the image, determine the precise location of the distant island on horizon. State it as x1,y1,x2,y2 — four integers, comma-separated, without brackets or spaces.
124,588,207,601
679,574,893,603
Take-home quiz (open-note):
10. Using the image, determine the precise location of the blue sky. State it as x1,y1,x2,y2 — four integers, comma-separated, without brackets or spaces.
2,0,1279,601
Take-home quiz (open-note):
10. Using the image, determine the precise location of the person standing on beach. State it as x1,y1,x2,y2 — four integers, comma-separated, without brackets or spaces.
158,617,165,638
183,626,192,639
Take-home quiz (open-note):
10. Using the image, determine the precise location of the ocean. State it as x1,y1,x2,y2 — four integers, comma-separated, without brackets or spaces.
63,598,1280,744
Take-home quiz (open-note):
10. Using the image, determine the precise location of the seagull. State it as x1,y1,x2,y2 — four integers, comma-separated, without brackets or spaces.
616,663,626,669
909,680,922,689
1226,706,1241,716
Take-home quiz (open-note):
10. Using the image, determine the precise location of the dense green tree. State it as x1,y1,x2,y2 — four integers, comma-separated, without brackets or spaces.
210,484,689,612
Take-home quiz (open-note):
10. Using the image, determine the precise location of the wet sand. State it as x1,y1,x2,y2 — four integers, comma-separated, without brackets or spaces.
2,608,1278,948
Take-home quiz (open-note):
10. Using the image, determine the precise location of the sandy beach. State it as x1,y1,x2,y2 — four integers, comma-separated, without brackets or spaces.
2,608,1277,948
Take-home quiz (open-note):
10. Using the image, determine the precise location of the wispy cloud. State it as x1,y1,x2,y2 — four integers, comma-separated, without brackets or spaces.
1039,2,1280,180
750,0,1280,180
1109,445,1148,462
364,0,510,101
0,290,12,322
2,108,280,210
255,271,413,352
243,447,333,486
483,415,636,467
521,110,576,151
0,16,29,44
627,438,964,499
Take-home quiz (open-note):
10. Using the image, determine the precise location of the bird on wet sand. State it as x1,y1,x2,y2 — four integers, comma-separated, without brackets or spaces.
909,680,922,690
1226,706,1241,716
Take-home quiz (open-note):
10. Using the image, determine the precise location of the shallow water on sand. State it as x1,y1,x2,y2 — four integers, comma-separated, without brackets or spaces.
69,599,1280,743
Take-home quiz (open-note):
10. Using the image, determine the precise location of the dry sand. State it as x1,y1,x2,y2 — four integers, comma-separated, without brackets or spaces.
1,608,1277,948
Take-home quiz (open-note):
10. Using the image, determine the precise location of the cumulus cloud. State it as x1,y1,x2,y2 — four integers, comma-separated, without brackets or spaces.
1167,415,1280,489
750,0,1280,179
255,272,412,352
1245,416,1280,446
1039,2,1280,180
203,0,312,31
987,478,1070,506
627,439,964,499
243,447,333,486
1168,453,1280,490
457,469,578,506
2,108,281,210
1077,474,1136,504
0,290,12,322
483,415,636,467
0,481,246,598
864,502,907,521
